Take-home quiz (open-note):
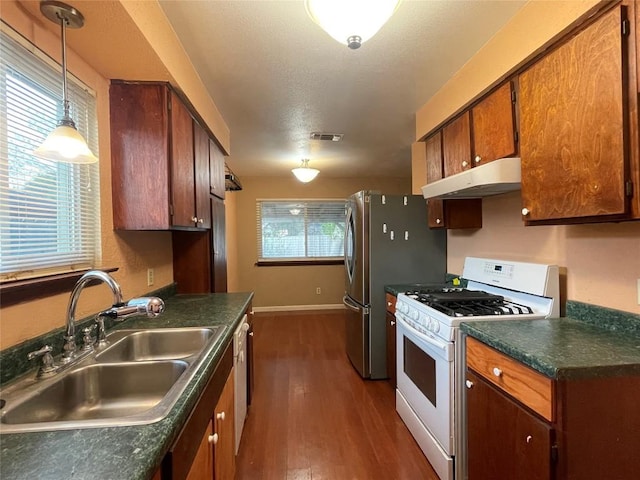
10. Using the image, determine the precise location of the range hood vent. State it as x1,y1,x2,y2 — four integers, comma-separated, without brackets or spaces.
225,164,243,191
421,157,521,200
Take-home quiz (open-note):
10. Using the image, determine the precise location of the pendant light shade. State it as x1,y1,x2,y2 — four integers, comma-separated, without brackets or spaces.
292,159,320,183
33,1,98,164
305,0,401,49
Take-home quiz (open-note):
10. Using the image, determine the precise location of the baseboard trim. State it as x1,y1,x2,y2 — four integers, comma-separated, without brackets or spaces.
253,304,346,313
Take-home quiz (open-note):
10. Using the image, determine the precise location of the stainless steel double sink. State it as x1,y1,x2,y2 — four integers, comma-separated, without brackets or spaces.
0,326,225,433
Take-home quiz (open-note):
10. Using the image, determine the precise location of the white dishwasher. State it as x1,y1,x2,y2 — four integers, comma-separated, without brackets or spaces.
233,314,249,454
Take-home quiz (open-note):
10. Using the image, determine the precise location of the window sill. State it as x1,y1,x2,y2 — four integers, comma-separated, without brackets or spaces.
256,260,344,267
0,267,119,307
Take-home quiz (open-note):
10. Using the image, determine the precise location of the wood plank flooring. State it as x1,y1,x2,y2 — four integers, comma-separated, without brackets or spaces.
236,310,439,480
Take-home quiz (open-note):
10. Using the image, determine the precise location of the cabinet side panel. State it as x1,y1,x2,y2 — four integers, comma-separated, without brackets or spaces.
172,230,211,294
519,8,627,220
110,83,170,229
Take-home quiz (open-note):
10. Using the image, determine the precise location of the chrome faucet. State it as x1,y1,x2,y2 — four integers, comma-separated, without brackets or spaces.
62,270,165,363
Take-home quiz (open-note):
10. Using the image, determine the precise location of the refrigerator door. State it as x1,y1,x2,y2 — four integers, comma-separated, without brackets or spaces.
343,294,370,378
344,191,369,305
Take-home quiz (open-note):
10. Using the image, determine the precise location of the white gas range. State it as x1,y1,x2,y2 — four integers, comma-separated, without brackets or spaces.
394,257,560,480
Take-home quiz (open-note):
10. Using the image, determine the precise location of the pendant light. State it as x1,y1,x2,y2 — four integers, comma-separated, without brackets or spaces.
33,1,98,164
292,159,320,183
304,0,401,50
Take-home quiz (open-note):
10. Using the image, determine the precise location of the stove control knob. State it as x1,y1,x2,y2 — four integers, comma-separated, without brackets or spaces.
432,321,440,333
410,309,419,321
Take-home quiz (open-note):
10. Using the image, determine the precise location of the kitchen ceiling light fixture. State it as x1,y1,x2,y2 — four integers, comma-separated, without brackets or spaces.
292,159,320,183
33,0,98,164
304,0,401,50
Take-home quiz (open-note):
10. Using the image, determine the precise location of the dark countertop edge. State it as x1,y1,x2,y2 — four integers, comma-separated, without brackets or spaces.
0,291,254,480
461,316,640,381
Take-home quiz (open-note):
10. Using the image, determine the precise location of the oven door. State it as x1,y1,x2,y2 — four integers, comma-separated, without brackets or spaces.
396,314,454,454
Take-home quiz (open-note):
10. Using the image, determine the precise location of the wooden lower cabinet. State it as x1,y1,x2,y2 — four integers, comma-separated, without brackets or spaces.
162,344,235,480
385,293,397,388
466,370,553,480
466,336,640,480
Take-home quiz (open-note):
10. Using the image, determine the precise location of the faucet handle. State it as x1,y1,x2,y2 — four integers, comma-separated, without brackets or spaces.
27,345,58,378
82,325,97,351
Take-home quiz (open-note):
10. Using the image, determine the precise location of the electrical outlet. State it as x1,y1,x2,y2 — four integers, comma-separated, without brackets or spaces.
147,268,155,287
316,287,321,295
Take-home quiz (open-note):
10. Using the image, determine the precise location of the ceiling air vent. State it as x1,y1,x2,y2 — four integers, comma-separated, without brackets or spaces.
310,132,344,142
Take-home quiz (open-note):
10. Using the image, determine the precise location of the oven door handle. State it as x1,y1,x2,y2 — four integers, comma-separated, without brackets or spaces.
396,314,452,359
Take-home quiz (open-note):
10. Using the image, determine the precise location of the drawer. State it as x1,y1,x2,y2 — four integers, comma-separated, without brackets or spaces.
385,293,396,314
466,336,554,421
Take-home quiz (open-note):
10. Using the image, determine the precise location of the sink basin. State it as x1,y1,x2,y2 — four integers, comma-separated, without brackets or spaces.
0,326,226,433
2,361,187,425
96,328,217,363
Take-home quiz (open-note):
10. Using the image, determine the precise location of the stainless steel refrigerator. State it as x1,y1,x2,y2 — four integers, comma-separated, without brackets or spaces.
343,191,446,379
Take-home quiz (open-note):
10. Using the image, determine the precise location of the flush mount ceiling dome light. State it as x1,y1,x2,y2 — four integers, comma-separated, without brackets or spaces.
33,0,98,164
292,159,320,183
304,0,401,50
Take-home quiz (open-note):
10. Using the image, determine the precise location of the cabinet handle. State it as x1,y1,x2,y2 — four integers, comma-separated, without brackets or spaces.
387,302,392,307
474,155,482,164
249,331,254,337
492,367,503,377
216,411,225,421
191,216,198,223
390,321,395,326
208,433,219,444
465,380,474,389
198,218,204,224
526,435,532,444
521,208,530,216
436,218,441,224
462,160,468,168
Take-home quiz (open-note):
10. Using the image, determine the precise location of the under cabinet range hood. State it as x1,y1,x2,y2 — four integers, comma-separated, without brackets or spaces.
421,157,522,200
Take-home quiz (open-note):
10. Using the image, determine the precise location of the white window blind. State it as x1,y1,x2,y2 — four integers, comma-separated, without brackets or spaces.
257,199,346,261
0,26,101,281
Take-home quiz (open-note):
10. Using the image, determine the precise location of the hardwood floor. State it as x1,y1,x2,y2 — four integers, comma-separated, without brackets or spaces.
236,310,439,480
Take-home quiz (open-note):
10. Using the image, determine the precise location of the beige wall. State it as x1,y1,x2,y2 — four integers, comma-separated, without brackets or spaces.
225,192,240,292
415,0,640,315
234,176,411,308
0,1,228,349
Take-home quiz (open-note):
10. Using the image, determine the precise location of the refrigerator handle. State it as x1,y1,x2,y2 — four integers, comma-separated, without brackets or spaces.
343,295,370,314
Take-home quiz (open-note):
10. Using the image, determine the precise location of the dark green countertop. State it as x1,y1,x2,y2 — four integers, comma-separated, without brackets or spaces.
461,316,640,380
0,292,253,480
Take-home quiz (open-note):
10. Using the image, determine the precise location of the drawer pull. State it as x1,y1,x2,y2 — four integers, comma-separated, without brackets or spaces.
492,367,503,377
216,411,225,421
465,380,474,389
208,433,218,444
526,435,532,444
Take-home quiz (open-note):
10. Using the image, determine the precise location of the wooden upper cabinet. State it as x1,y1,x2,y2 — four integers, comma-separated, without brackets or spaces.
443,111,472,177
471,82,517,166
194,122,212,228
110,81,207,230
519,7,632,222
424,131,482,229
209,140,226,200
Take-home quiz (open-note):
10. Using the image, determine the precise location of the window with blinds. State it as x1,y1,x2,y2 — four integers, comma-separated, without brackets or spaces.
0,26,101,282
257,200,346,262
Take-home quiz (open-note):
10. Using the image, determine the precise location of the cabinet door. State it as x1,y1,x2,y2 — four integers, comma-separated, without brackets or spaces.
519,7,627,221
210,140,226,199
170,92,197,227
213,370,235,480
472,82,517,165
185,419,214,480
194,122,212,228
443,111,472,177
466,370,553,480
110,82,171,230
211,197,227,293
385,310,396,388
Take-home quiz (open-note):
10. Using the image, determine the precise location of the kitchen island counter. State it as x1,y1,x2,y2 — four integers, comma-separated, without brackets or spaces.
0,292,253,480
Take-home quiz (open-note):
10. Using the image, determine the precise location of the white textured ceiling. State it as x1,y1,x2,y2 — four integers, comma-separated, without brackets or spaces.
158,0,526,179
